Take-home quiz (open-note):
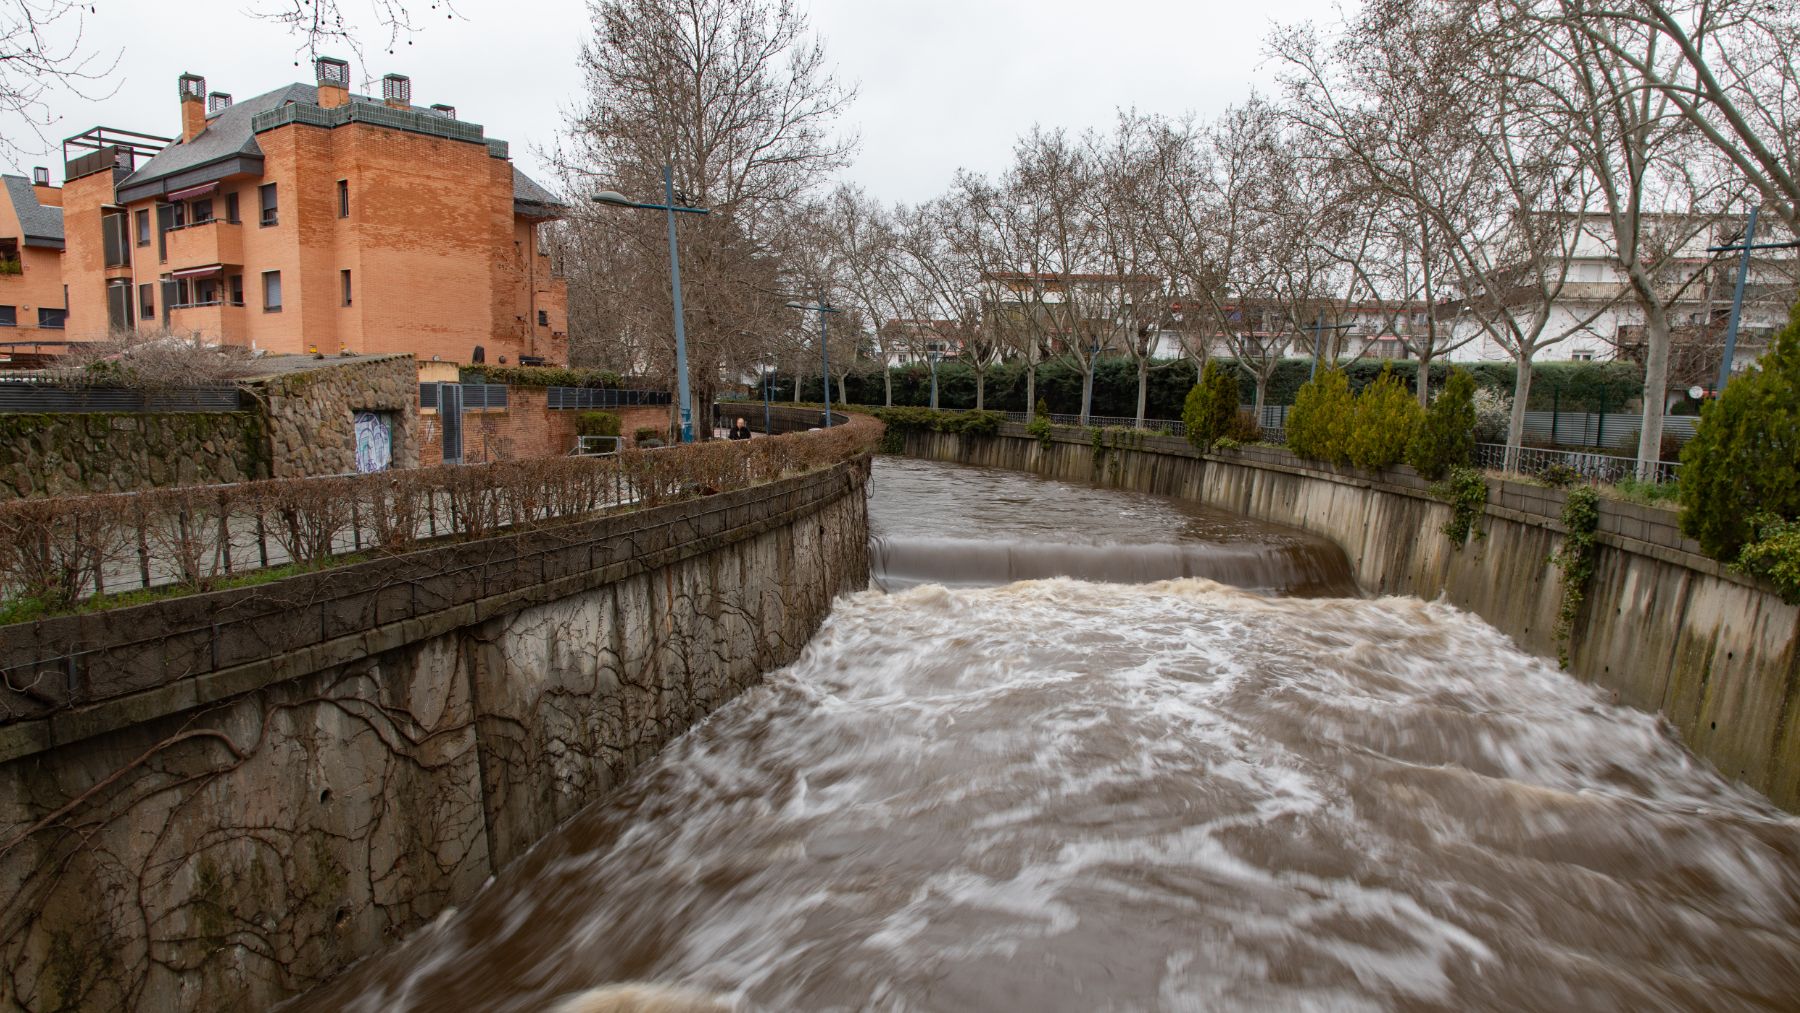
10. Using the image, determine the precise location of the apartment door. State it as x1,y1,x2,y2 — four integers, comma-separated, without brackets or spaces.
438,383,464,464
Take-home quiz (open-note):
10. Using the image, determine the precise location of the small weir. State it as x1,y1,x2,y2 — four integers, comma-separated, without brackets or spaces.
289,457,1800,1011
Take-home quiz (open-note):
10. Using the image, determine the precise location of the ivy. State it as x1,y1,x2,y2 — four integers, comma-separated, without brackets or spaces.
1432,466,1488,547
1090,426,1107,472
1736,516,1800,605
1552,486,1601,668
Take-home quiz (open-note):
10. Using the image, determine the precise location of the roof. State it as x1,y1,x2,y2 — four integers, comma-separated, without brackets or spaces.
513,171,567,217
119,83,315,193
2,174,65,248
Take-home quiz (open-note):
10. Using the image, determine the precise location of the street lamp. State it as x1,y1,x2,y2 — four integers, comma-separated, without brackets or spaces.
928,348,942,409
592,164,709,442
786,298,841,428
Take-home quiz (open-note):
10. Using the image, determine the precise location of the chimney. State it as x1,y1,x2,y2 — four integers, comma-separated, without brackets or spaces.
31,167,48,185
382,73,411,110
429,102,456,119
178,73,207,142
208,91,232,115
31,167,60,207
315,56,350,109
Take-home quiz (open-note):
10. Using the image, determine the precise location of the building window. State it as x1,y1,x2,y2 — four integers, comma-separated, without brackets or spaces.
38,308,67,329
102,212,131,268
228,274,244,306
193,276,220,305
1571,350,1595,362
337,179,349,218
537,309,548,326
135,209,150,246
138,283,154,319
0,305,14,327
262,270,282,311
259,183,278,226
225,192,239,223
341,268,352,306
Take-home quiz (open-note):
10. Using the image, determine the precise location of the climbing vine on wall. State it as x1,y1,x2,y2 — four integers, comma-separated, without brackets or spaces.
1432,466,1488,547
1552,486,1601,668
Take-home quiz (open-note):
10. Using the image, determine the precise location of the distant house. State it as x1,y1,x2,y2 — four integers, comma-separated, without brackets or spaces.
57,57,570,368
0,169,69,356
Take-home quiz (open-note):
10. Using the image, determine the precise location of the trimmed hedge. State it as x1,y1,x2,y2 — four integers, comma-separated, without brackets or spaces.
463,365,624,389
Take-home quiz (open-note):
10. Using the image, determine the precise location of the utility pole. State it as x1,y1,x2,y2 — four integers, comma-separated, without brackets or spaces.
1705,208,1800,394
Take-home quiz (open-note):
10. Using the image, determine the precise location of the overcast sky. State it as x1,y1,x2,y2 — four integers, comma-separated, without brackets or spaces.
6,0,1343,205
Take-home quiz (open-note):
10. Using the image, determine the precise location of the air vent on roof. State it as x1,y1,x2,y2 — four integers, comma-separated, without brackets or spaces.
32,167,48,185
208,92,232,114
383,74,411,107
430,103,456,119
178,73,205,103
315,56,350,88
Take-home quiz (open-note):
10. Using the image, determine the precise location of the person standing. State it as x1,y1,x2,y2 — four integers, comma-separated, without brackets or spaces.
728,416,754,440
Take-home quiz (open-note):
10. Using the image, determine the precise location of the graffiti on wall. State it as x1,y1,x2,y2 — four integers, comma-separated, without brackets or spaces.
354,411,394,473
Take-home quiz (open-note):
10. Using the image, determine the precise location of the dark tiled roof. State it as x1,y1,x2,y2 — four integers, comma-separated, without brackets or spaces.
119,83,316,191
1,174,64,247
513,171,566,215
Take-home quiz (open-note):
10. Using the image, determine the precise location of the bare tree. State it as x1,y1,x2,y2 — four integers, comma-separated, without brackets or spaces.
253,0,461,57
0,0,116,163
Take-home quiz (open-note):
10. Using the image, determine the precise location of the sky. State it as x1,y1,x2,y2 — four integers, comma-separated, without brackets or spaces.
4,0,1343,206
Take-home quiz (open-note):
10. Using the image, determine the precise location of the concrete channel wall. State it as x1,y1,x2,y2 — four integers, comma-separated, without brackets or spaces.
903,423,1800,812
0,458,871,1012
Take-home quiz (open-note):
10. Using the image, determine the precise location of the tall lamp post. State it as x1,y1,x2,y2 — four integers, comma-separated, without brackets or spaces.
1704,208,1800,394
786,298,841,427
592,165,709,443
928,348,942,409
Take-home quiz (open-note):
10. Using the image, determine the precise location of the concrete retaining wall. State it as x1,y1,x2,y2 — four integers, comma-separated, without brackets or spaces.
0,459,870,1011
903,424,1800,811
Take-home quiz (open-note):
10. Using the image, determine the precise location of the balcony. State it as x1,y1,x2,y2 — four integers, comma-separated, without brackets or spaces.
167,301,247,341
164,218,244,270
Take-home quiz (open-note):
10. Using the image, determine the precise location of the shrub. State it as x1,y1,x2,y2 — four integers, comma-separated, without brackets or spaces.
1183,360,1240,454
1433,466,1488,547
1226,410,1263,444
1679,301,1800,559
1346,365,1422,470
463,365,623,389
1552,486,1601,667
1287,368,1354,463
1539,462,1581,488
1472,386,1512,443
1736,517,1800,605
575,411,621,438
633,426,665,445
1406,368,1476,480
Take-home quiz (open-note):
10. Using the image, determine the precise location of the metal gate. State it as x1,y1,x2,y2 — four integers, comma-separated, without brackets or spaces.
439,382,465,464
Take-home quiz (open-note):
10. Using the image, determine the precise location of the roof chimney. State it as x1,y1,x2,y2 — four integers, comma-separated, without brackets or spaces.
429,102,456,119
208,91,232,115
30,167,59,206
178,73,207,142
382,73,411,110
315,56,350,109
32,167,48,186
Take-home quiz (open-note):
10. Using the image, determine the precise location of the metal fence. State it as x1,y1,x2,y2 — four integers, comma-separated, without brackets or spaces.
547,387,674,410
1472,442,1680,485
0,382,244,414
418,383,509,411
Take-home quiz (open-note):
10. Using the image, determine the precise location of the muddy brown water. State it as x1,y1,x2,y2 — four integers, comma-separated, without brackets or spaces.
287,458,1800,1012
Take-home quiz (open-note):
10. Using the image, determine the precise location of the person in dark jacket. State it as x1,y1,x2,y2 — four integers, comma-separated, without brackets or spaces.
728,417,753,440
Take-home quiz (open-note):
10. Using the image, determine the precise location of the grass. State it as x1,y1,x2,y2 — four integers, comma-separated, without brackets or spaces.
1599,477,1681,508
0,555,371,626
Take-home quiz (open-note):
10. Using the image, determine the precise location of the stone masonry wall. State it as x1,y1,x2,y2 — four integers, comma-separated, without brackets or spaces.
0,458,870,1012
0,411,267,500
256,354,419,478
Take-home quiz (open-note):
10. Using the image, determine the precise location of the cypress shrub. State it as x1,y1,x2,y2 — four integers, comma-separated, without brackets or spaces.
1287,368,1354,463
1183,361,1240,453
1347,366,1423,470
575,411,621,437
1679,301,1800,559
1406,368,1477,479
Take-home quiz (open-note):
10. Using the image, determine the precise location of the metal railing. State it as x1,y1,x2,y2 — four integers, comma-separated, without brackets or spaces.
1472,442,1680,485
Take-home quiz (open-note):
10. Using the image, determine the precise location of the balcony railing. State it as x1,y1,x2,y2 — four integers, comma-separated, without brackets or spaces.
164,218,244,269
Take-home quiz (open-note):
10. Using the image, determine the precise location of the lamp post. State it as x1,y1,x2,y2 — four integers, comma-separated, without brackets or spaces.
786,298,841,428
928,348,942,409
1704,208,1800,394
592,165,709,442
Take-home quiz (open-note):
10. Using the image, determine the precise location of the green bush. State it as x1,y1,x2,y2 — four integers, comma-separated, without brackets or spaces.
1226,410,1263,443
575,411,621,438
1737,517,1800,604
1183,361,1241,454
1679,301,1800,559
1346,365,1422,470
463,365,623,389
1433,466,1488,547
1406,368,1476,480
633,426,665,444
1287,368,1355,463
1552,486,1601,667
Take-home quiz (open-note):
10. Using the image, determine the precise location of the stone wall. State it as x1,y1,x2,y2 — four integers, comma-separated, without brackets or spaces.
901,424,1800,811
0,411,267,499
252,354,419,478
0,457,870,1012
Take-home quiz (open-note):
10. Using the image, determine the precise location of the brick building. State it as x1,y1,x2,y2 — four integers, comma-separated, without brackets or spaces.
57,57,570,367
0,170,69,351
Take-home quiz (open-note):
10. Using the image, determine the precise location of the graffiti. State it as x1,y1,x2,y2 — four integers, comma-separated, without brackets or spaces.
353,411,394,473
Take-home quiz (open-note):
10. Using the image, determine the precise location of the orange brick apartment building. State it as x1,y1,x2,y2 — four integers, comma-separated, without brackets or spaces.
0,169,70,351
58,57,569,366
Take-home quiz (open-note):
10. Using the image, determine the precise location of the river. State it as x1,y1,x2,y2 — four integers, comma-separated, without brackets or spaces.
289,457,1800,1012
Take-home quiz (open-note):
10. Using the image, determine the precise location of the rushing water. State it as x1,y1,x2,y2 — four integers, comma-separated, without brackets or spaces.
293,458,1800,1012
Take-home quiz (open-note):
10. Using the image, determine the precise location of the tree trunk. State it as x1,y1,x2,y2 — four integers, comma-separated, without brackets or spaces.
1634,302,1672,481
1416,353,1434,408
1506,355,1534,471
1079,363,1094,426
975,369,986,410
1135,357,1149,429
836,372,848,408
1253,372,1269,422
883,365,893,407
1025,362,1038,416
